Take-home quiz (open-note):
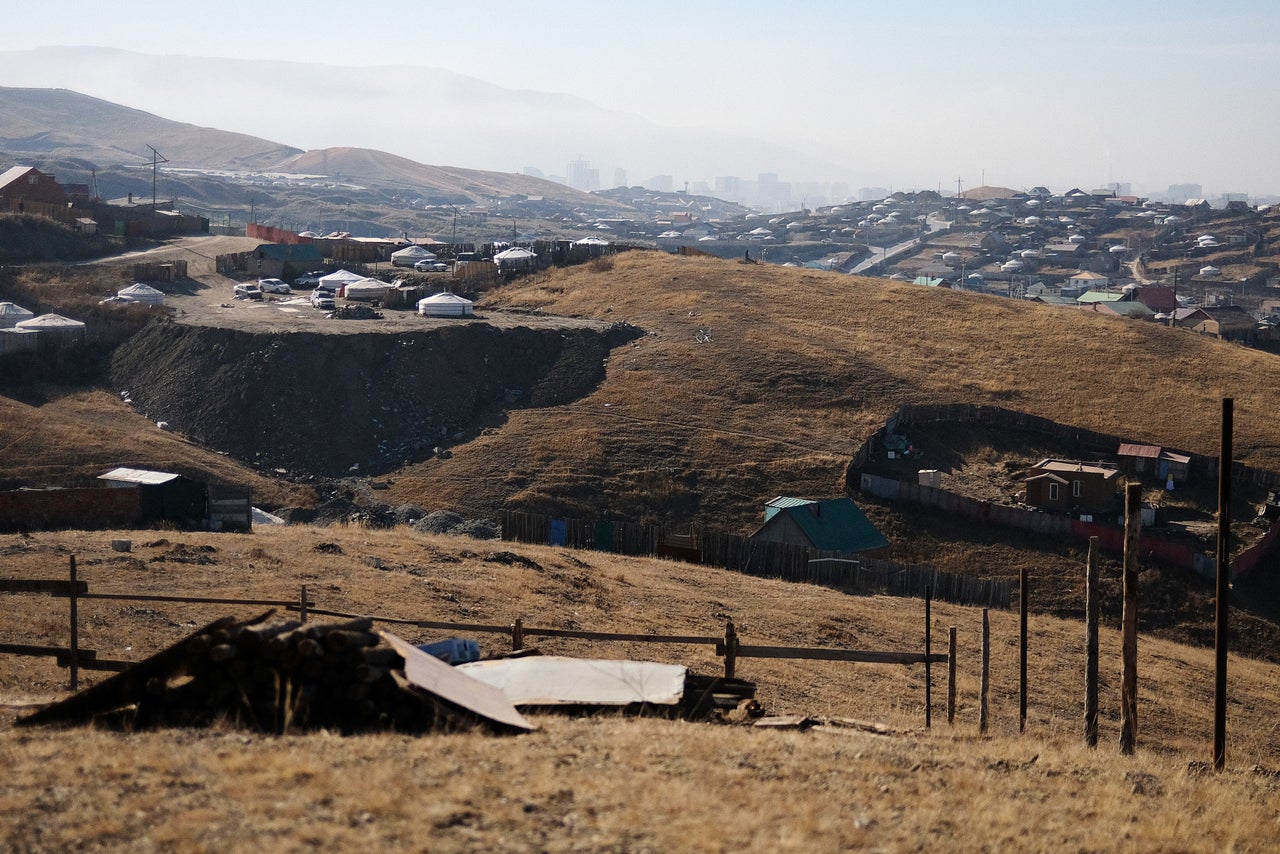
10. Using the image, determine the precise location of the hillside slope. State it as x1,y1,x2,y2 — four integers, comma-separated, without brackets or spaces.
387,251,1280,529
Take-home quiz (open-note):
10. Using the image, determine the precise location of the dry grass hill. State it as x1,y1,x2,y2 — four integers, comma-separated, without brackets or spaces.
1,525,1278,851
391,250,1280,528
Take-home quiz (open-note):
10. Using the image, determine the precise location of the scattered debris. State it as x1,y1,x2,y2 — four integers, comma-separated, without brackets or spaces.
313,542,344,554
17,613,533,735
753,716,903,736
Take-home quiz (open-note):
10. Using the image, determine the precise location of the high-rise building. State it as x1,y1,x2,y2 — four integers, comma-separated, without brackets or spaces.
613,168,627,188
647,175,674,192
566,158,600,192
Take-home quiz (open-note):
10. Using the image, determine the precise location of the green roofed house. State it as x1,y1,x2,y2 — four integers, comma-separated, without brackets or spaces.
754,496,889,556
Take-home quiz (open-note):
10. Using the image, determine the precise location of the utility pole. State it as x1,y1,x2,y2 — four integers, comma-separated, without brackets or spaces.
146,145,168,211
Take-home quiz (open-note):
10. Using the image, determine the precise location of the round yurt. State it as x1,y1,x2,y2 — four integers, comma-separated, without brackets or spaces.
342,277,393,302
0,301,35,329
493,247,538,275
391,245,436,267
1200,265,1220,278
317,269,364,293
1109,245,1128,255
1001,260,1025,273
1068,234,1087,243
117,283,166,306
572,236,610,247
16,313,86,349
941,251,961,265
417,292,474,318
0,327,39,357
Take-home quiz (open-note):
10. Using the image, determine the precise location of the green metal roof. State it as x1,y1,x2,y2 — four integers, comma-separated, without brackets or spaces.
1076,290,1127,304
760,497,889,553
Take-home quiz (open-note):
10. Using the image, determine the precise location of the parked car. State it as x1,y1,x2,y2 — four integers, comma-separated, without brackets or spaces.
258,278,291,294
414,259,449,272
453,252,478,270
294,271,326,287
233,283,263,301
310,289,336,310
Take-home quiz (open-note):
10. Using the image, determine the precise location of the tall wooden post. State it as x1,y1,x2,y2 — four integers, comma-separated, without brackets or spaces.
980,608,990,735
925,584,933,728
723,621,738,680
1214,397,1233,771
1019,564,1028,733
68,555,79,691
947,626,957,725
1085,536,1100,747
512,617,525,651
1120,482,1142,755
299,584,308,624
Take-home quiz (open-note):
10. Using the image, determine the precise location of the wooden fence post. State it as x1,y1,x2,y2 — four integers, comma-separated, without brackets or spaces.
925,584,932,728
723,621,738,680
299,584,308,624
1214,397,1233,771
1121,482,1142,756
947,626,957,725
512,617,525,651
980,608,990,735
68,555,79,691
1085,536,1100,747
1019,564,1028,733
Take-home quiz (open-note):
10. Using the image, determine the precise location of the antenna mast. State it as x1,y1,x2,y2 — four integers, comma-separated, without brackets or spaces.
146,145,169,211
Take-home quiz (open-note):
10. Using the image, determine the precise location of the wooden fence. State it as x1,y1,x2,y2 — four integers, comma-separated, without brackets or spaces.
500,510,1011,608
1,559,956,725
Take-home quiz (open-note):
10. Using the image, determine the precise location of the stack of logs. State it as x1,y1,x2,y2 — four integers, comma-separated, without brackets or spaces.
19,612,492,734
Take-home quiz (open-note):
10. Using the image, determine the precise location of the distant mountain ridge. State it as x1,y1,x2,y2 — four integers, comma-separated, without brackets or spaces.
0,86,612,207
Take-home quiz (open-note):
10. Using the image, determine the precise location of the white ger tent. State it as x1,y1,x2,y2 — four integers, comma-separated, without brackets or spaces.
0,301,35,328
342,277,393,301
117,283,166,306
391,245,437,266
317,269,364,293
417,292,474,317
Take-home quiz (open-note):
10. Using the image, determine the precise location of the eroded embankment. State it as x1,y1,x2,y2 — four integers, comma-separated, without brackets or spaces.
110,319,639,477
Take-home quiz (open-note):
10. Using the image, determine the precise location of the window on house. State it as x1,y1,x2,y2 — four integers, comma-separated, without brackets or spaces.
1072,480,1083,498
1049,482,1059,501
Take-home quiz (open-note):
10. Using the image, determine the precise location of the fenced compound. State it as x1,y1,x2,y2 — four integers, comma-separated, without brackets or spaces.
501,509,1010,608
2,558,956,725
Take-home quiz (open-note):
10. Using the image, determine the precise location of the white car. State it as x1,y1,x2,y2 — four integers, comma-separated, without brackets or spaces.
233,283,263,301
258,278,291,294
414,259,449,272
294,271,325,287
310,290,336,310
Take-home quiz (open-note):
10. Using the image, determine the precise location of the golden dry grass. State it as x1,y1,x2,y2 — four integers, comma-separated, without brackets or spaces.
388,250,1280,530
2,525,1279,850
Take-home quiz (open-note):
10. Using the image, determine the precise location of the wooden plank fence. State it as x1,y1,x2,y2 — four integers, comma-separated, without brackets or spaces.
2,558,958,725
500,510,1010,608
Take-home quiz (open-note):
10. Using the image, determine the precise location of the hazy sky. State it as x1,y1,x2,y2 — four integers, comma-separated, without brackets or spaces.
3,0,1278,196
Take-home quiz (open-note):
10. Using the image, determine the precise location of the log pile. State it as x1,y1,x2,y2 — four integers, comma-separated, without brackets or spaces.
18,611,528,735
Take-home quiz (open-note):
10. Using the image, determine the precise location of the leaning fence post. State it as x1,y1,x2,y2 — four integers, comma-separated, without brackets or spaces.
925,584,933,728
947,626,957,725
980,608,990,735
723,621,738,680
299,584,308,624
68,555,79,691
512,617,525,651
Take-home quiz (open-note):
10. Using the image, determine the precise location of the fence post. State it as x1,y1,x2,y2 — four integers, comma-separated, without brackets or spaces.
947,626,957,725
925,584,932,728
980,608,990,735
1019,564,1028,734
723,621,738,680
299,584,308,624
512,617,525,651
1214,397,1233,771
1085,536,1100,747
1121,482,1142,756
68,555,79,691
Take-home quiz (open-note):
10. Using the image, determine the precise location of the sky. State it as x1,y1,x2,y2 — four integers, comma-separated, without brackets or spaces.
3,0,1279,197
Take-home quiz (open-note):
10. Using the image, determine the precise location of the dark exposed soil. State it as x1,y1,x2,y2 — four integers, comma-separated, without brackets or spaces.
109,318,642,478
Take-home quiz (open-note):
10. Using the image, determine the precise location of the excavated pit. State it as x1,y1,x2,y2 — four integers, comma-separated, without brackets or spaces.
110,319,640,478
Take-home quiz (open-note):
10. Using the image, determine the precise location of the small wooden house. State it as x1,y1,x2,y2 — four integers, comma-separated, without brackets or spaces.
753,496,889,556
1025,460,1120,513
